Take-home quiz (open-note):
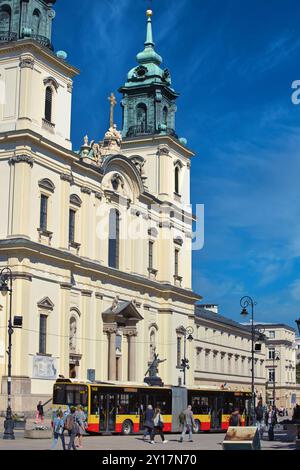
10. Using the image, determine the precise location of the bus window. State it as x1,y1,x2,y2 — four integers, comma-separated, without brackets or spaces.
155,395,172,414
223,401,234,414
117,394,139,414
91,389,99,415
53,385,65,405
191,396,209,414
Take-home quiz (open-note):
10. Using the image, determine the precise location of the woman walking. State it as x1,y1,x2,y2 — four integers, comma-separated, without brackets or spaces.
143,405,154,442
75,405,86,449
150,408,168,444
51,410,66,450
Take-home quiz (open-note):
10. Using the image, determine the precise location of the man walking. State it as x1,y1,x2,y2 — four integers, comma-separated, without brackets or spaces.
179,405,195,443
255,401,265,440
265,405,277,441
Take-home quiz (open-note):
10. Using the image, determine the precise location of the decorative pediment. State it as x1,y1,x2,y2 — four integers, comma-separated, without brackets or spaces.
43,76,59,91
102,300,143,326
37,297,54,311
70,194,82,207
39,178,55,193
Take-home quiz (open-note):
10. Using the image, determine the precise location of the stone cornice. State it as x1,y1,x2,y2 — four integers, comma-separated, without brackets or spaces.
0,40,79,78
60,173,73,183
8,155,34,167
122,134,196,159
0,237,201,304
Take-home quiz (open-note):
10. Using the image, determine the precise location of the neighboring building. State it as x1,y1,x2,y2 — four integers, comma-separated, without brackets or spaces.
194,306,266,401
255,323,299,409
0,4,200,413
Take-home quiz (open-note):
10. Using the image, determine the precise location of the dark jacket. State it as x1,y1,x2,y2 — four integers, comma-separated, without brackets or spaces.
255,405,264,422
229,411,243,427
265,410,277,427
144,409,154,429
37,404,44,416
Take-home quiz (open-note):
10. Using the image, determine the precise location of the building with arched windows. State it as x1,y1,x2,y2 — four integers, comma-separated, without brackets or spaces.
0,4,201,412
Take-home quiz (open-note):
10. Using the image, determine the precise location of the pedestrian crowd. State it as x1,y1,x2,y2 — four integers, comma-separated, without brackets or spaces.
50,405,87,451
46,399,300,448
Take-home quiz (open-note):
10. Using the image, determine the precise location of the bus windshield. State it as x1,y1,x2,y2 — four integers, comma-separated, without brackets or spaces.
53,383,88,408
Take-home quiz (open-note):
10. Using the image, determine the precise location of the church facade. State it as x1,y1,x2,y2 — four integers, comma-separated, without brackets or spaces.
0,2,200,412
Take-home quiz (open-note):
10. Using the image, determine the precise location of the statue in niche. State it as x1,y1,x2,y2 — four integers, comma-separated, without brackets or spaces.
69,317,77,352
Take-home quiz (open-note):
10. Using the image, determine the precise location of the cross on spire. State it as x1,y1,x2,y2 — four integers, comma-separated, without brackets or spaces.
108,92,117,128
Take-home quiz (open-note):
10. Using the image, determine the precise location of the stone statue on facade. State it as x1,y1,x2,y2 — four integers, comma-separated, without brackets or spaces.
144,349,166,387
111,295,120,312
69,318,77,352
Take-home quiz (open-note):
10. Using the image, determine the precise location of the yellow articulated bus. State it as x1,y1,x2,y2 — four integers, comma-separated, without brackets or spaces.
53,379,251,435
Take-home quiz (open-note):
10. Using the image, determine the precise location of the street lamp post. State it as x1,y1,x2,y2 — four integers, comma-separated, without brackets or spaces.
240,296,256,425
272,351,280,407
0,267,15,440
180,327,194,386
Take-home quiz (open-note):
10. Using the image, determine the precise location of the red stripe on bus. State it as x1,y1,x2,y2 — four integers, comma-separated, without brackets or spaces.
200,422,211,431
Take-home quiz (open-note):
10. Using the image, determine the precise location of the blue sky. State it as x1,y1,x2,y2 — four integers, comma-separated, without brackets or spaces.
53,0,300,328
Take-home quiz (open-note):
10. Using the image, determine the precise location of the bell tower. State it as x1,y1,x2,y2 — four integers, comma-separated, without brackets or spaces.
0,0,56,49
119,9,179,139
0,0,79,149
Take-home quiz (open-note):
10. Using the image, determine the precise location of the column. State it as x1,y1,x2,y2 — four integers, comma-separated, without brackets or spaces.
125,329,137,382
104,325,117,381
59,283,71,378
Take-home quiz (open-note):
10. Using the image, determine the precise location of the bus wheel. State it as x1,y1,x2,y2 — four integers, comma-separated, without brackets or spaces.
122,420,133,436
194,420,201,433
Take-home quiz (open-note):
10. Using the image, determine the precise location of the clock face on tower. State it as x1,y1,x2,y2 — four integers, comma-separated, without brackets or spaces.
133,65,148,79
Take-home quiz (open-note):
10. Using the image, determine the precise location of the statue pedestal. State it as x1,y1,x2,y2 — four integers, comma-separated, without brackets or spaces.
144,377,164,387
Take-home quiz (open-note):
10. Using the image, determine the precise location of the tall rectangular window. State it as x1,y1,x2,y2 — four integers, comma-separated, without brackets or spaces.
177,337,182,367
268,348,275,360
45,87,53,123
269,368,275,383
109,209,120,269
174,249,179,277
39,314,47,354
40,194,48,231
149,241,154,271
69,209,76,243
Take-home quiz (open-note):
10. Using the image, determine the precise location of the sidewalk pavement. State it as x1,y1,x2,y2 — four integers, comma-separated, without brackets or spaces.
0,426,295,451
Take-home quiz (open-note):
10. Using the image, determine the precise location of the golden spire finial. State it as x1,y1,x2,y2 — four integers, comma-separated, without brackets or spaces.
108,92,117,128
146,9,153,17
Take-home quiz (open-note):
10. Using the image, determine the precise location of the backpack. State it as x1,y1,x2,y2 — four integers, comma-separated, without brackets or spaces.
256,407,264,420
179,412,185,425
64,414,74,431
229,414,240,426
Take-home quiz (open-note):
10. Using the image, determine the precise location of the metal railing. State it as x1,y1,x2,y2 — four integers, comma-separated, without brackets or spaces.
0,31,53,50
0,31,18,43
127,125,178,139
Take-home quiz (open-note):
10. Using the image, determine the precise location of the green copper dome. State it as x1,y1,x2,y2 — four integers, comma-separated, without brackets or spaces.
124,10,172,89
119,10,179,139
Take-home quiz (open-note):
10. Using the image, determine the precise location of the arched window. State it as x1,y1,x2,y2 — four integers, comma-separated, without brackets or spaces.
108,209,120,269
44,87,53,123
175,166,180,194
136,103,147,132
32,9,41,35
0,5,11,33
162,106,168,127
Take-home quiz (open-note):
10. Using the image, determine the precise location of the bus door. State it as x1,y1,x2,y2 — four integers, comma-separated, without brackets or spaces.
210,394,222,430
99,393,117,433
138,392,150,431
